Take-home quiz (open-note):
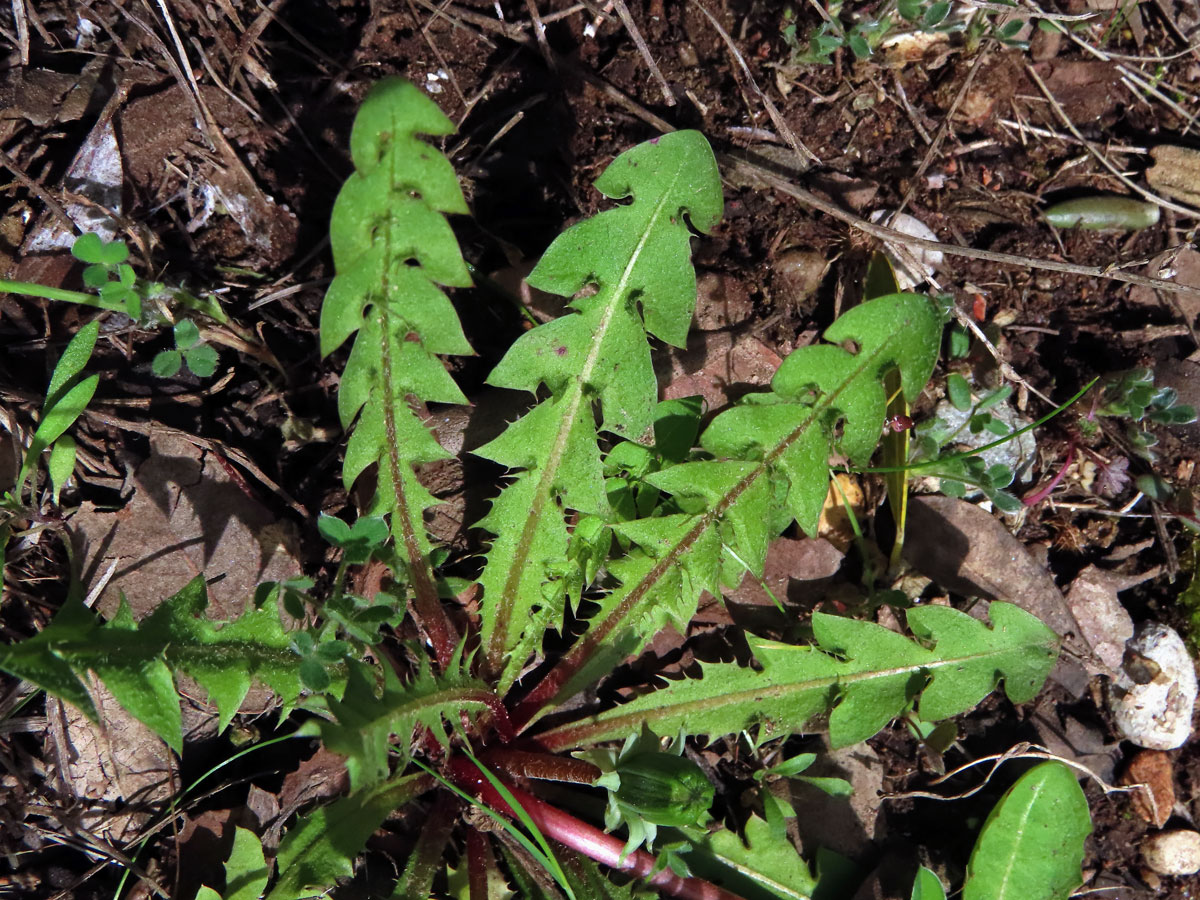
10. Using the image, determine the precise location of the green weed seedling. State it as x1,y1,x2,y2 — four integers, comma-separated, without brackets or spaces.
151,318,220,378
0,77,1073,900
0,233,230,326
908,372,1026,513
1084,367,1197,461
0,320,100,581
906,761,1090,900
779,0,1025,66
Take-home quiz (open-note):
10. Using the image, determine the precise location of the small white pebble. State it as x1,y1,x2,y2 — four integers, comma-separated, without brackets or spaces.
1143,830,1200,876
1110,622,1198,750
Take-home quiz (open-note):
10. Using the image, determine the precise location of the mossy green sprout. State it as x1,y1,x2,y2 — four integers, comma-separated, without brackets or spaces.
580,725,714,867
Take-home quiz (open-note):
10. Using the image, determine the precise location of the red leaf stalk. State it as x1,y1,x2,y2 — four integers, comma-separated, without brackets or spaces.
1023,440,1076,506
447,757,744,900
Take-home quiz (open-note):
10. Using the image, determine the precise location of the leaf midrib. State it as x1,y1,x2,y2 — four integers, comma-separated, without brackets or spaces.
485,161,686,684
516,331,902,728
538,634,1057,748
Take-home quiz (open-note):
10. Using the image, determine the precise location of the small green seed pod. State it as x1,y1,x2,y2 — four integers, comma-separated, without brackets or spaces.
614,751,714,827
1043,196,1161,231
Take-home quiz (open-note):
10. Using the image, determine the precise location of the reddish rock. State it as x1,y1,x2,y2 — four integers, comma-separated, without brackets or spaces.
1121,749,1176,828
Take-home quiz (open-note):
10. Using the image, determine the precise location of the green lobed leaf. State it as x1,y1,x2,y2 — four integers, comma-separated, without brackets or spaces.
474,130,722,692
267,772,433,900
314,650,495,792
963,762,1090,900
687,814,816,900
701,293,940,536
515,293,942,725
0,576,305,751
534,602,1058,751
319,76,473,599
392,794,459,899
223,826,270,900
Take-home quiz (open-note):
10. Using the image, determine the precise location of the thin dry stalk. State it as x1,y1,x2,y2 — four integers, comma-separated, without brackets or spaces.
726,152,1200,302
897,47,990,216
228,0,288,89
1025,63,1200,219
523,0,556,71
609,0,675,106
11,0,29,64
0,146,74,229
886,742,1135,802
688,0,820,167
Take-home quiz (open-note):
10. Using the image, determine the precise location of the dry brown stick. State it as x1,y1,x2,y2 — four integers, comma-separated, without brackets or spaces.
523,0,557,72
228,0,287,87
890,71,931,145
1117,64,1200,135
407,0,470,109
0,146,75,230
11,0,29,65
1149,0,1200,62
688,0,819,167
1115,322,1193,342
149,0,211,133
414,0,676,133
609,0,675,106
416,0,525,40
725,153,1200,302
1024,62,1200,219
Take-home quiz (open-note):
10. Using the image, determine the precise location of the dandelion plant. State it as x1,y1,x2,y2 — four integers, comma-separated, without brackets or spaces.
0,77,1066,900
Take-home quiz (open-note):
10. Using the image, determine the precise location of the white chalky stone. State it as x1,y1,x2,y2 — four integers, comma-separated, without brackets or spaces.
1110,622,1197,750
1142,829,1200,876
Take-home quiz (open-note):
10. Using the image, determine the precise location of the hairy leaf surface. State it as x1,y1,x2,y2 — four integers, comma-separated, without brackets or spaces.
688,814,816,900
474,130,723,691
534,602,1058,750
267,773,433,900
312,651,496,791
515,293,942,726
196,826,270,900
0,576,301,752
320,77,472,630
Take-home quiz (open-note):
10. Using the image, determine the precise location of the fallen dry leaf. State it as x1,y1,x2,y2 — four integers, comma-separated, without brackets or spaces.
71,430,300,623
1065,564,1137,676
791,740,885,859
68,431,301,730
1030,701,1120,784
1033,59,1123,122
45,677,175,844
724,536,844,611
693,271,753,331
657,330,781,413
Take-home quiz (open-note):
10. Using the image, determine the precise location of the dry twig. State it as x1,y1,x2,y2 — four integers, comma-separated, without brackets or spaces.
726,153,1200,302
689,0,819,168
